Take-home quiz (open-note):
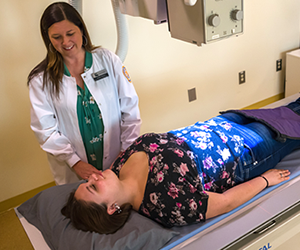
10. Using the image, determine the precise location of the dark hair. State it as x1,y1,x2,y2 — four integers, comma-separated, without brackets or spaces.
27,2,98,98
61,190,133,234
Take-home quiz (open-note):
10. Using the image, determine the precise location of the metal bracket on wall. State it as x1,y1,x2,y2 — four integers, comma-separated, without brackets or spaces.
188,88,197,102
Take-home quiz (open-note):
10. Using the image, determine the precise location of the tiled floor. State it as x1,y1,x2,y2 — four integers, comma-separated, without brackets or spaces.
0,209,33,250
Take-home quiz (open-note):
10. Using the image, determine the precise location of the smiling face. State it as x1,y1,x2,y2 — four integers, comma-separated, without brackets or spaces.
48,19,84,59
75,170,121,206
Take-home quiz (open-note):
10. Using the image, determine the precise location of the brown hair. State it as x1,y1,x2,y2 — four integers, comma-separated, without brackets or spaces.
61,190,133,234
27,2,98,98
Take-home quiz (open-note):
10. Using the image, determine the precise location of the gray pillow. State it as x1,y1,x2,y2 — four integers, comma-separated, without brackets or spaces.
17,181,178,250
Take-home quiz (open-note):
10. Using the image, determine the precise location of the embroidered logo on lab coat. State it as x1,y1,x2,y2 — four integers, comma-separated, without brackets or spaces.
122,66,132,83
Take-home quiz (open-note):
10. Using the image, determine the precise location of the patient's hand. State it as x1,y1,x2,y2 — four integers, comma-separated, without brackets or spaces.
72,161,102,180
261,169,290,187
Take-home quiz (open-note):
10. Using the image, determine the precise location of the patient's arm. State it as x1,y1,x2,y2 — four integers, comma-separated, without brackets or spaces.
205,169,290,219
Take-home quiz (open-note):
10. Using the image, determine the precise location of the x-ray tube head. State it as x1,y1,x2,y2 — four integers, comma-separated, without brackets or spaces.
167,0,244,46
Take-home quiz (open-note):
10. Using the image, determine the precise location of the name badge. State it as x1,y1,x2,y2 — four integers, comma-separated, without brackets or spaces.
92,69,109,81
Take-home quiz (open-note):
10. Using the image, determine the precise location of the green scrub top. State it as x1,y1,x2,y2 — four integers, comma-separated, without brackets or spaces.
64,51,104,170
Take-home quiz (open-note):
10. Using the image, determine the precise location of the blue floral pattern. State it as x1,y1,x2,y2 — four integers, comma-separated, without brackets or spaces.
170,116,245,193
111,133,208,227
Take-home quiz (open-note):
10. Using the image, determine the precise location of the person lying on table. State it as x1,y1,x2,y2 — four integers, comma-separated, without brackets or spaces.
61,97,300,234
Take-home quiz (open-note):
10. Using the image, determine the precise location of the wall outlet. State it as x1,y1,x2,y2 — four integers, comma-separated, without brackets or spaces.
239,71,246,84
276,59,282,71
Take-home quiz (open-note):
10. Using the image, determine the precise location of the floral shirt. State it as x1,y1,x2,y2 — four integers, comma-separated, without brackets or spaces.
170,116,245,193
111,133,208,228
64,51,104,170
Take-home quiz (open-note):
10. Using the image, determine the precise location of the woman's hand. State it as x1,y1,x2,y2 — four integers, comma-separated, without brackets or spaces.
261,169,290,187
72,161,102,180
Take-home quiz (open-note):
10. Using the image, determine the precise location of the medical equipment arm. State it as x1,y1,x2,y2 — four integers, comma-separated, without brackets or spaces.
29,74,81,168
206,169,290,219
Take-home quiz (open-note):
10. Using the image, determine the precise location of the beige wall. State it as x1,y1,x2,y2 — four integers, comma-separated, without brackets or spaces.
1,0,299,202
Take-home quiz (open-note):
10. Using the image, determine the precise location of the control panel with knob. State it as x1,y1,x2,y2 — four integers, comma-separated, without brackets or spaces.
231,9,243,21
204,0,244,43
167,0,244,46
208,14,221,27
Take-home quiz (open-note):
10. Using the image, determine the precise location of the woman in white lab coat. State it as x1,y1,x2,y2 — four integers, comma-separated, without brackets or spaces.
28,2,141,185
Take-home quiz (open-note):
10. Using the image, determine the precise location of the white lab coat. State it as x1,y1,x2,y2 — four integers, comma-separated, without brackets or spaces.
29,48,141,185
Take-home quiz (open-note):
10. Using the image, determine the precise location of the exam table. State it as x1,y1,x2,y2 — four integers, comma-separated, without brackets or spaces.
15,93,300,250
